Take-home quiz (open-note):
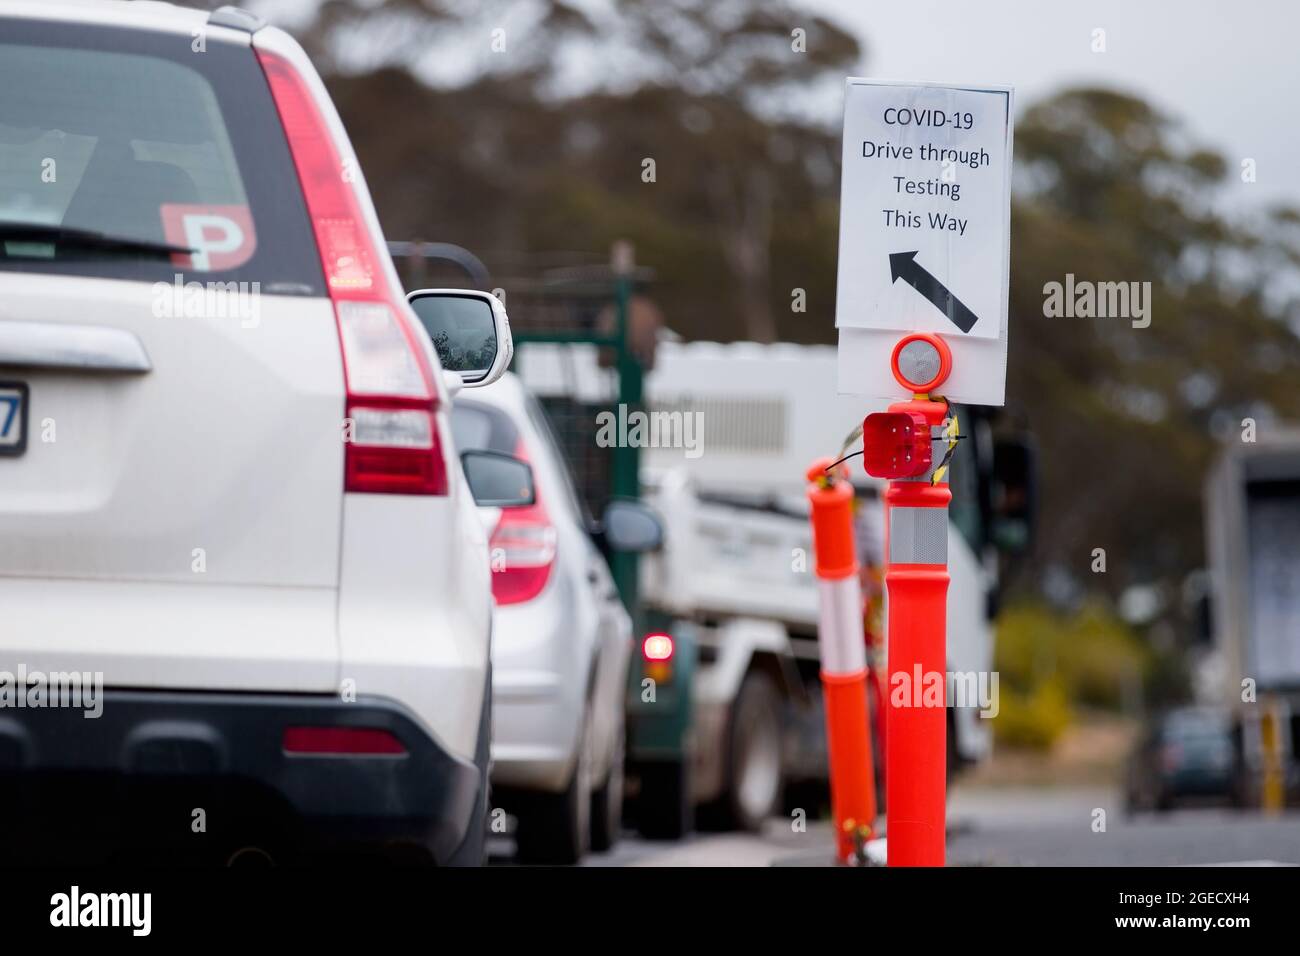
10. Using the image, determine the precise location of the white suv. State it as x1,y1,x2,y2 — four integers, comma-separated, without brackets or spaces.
0,2,509,865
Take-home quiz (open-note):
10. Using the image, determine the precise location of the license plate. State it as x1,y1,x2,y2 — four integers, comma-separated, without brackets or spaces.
0,382,28,457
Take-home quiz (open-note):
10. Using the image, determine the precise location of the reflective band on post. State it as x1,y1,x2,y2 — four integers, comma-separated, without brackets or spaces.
889,506,947,565
816,576,868,676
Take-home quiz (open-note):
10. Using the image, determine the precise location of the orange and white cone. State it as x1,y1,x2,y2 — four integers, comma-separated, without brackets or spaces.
806,458,877,863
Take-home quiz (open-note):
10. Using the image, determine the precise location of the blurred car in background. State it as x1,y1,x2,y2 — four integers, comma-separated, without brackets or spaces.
1125,708,1239,812
448,371,663,863
0,1,513,865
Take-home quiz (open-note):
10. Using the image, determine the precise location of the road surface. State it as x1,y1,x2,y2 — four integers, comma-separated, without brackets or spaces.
490,787,1300,866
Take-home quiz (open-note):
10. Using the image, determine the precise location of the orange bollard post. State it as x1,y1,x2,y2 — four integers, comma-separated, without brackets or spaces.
879,332,955,867
806,458,877,863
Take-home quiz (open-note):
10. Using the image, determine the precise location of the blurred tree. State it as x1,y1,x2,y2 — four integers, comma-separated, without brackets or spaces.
1006,89,1300,619
994,602,1147,747
296,0,858,342
299,0,596,79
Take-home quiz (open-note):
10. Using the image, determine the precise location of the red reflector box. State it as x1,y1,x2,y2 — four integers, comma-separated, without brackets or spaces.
862,412,931,479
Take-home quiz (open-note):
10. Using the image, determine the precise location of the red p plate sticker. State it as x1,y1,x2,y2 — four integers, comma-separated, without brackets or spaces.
160,204,256,272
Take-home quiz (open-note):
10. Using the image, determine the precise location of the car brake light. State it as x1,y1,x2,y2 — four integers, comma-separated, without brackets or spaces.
1160,743,1183,772
642,633,674,683
257,49,448,495
283,726,406,755
643,633,674,661
489,441,556,605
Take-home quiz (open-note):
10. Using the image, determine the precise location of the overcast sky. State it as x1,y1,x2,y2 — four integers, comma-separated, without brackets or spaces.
259,0,1298,212
810,0,1299,211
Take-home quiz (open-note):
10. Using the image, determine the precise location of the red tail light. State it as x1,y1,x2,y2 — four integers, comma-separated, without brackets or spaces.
489,441,556,605
283,726,406,755
642,633,674,661
257,50,448,495
1160,743,1184,772
642,633,674,683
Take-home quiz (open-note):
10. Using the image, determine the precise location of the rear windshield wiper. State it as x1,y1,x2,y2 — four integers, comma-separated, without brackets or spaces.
0,221,194,258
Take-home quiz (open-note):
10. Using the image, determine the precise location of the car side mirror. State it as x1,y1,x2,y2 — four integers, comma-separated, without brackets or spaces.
990,435,1037,555
600,499,664,553
406,289,513,387
461,450,534,507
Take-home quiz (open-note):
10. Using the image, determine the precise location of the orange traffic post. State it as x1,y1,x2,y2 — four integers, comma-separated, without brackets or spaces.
805,458,877,864
879,332,954,867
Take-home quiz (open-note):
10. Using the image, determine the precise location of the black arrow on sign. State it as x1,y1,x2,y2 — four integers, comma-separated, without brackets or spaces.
888,250,979,334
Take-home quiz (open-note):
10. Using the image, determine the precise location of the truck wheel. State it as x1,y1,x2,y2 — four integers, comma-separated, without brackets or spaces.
636,759,691,840
721,670,784,832
590,727,625,853
516,712,593,865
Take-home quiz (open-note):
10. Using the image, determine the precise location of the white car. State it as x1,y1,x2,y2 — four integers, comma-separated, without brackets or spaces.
448,372,662,863
0,1,511,865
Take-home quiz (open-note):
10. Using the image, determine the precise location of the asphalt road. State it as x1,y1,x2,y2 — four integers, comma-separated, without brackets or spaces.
942,787,1300,867
493,787,1300,867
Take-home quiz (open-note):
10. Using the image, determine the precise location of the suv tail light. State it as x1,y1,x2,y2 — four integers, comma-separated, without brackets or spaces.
257,50,448,495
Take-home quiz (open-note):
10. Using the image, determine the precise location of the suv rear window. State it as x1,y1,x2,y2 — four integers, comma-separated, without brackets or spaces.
0,19,322,292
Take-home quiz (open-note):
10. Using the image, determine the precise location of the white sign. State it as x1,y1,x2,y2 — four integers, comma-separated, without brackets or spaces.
834,78,1014,406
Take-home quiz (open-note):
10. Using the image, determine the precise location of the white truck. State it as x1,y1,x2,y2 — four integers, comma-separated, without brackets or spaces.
521,338,1033,831
1204,430,1300,803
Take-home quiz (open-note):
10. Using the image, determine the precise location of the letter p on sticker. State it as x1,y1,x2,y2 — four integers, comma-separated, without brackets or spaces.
160,204,257,272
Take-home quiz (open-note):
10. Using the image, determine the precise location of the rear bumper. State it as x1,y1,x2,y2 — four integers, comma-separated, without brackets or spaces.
1165,769,1236,797
0,690,482,863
